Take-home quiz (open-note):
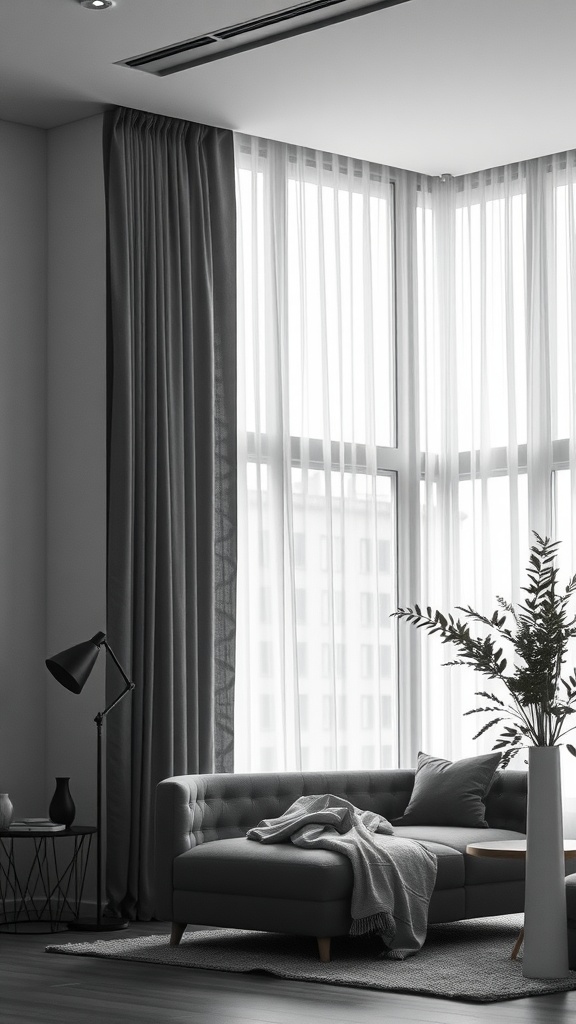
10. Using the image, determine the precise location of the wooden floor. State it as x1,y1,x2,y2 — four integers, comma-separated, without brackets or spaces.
1,921,576,1024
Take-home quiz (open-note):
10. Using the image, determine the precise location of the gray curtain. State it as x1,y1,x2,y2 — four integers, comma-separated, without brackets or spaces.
104,107,237,920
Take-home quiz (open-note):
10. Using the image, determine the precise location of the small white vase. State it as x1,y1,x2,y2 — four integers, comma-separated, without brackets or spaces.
0,793,13,829
523,746,569,978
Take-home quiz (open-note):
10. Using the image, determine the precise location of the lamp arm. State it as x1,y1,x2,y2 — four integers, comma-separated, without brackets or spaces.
94,638,135,723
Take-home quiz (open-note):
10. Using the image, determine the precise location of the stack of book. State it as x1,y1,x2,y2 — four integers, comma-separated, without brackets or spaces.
9,818,66,832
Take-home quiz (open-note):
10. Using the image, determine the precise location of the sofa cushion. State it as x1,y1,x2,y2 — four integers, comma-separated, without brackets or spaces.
172,834,466,901
406,839,464,890
173,837,353,901
391,751,501,828
393,825,528,883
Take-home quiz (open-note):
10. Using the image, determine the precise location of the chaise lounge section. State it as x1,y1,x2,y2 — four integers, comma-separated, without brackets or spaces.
154,768,530,961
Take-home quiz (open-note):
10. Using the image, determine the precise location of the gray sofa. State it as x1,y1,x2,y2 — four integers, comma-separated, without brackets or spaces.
154,768,529,961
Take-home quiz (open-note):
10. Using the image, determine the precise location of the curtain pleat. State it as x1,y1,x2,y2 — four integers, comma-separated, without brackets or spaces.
104,107,236,920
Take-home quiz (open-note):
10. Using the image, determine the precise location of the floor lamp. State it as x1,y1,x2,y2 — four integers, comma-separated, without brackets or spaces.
46,631,135,931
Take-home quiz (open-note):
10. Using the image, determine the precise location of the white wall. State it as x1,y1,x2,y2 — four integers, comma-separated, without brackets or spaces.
0,112,106,829
45,114,107,827
0,120,47,817
0,113,106,902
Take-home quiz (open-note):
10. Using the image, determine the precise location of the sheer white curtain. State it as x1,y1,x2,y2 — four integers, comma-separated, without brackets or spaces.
234,133,576,788
234,134,401,772
417,154,576,791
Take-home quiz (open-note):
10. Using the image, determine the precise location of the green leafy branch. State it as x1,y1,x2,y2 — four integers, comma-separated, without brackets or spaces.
392,533,576,767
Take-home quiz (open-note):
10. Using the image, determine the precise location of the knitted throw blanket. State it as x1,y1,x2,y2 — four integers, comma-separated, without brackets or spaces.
246,793,437,959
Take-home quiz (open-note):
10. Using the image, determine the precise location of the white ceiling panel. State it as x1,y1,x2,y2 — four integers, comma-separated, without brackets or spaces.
0,0,574,175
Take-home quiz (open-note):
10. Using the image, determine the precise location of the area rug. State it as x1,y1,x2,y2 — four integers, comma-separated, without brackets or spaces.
46,914,576,1003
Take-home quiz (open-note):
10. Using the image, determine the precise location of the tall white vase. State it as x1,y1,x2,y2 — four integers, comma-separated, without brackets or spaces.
523,745,568,978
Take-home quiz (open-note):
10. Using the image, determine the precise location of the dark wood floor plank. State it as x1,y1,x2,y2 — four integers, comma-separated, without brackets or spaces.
2,923,576,1024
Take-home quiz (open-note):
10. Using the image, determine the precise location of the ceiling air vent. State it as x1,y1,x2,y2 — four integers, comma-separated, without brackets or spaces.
118,0,412,76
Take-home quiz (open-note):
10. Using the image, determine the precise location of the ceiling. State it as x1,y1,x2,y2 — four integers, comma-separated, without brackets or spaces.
1,0,574,176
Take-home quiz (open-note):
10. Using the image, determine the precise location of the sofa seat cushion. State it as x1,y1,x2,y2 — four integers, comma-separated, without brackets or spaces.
393,826,527,884
407,840,464,890
172,834,466,902
173,837,353,902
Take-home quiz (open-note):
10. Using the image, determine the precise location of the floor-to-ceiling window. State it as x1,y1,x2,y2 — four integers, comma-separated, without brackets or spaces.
417,158,576,794
234,138,576,788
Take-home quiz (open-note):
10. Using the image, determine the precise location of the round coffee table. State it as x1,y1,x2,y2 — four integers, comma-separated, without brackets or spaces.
466,839,576,973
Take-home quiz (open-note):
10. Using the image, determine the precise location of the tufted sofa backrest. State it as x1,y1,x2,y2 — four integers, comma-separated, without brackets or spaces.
483,769,527,832
183,770,414,845
159,767,527,849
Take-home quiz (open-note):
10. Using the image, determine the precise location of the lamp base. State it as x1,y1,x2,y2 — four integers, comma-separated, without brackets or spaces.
67,917,130,932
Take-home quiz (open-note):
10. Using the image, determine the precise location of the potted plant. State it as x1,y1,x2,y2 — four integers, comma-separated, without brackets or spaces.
392,532,576,766
392,531,576,978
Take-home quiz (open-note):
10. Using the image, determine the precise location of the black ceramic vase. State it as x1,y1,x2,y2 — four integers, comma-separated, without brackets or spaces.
49,777,76,827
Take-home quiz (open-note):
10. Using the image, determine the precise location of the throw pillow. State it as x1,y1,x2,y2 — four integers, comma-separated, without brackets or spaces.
392,750,502,828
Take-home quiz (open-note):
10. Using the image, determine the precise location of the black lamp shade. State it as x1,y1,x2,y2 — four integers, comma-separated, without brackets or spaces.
46,636,102,694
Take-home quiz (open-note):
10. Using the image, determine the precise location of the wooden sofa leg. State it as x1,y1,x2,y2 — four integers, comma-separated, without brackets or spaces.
170,922,187,946
317,937,331,963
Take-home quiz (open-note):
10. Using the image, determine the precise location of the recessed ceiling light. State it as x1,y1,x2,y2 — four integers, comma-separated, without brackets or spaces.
80,1,115,9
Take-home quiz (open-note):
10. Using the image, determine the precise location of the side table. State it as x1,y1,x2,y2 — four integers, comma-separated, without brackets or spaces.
0,825,96,933
466,839,576,978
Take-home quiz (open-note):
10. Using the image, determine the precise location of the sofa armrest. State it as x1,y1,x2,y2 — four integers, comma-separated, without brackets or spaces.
154,776,197,920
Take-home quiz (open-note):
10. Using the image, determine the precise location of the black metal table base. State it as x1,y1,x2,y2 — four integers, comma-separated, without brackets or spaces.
0,826,96,934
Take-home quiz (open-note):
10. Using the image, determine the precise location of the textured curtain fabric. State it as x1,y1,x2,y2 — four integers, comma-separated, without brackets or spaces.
104,107,237,920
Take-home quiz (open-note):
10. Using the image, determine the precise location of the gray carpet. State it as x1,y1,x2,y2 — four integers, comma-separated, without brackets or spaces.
46,914,576,1003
